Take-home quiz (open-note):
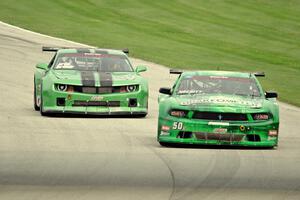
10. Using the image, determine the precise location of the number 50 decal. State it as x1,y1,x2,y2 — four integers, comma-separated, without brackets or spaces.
173,122,183,130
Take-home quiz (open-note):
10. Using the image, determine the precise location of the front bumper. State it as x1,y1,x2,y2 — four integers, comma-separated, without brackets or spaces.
158,117,279,147
41,87,148,116
43,109,147,116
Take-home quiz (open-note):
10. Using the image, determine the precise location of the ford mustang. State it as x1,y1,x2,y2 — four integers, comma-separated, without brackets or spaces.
157,70,279,148
34,47,148,117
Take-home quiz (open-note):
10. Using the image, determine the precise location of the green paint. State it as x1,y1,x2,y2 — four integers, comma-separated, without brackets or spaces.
34,49,148,116
157,71,279,147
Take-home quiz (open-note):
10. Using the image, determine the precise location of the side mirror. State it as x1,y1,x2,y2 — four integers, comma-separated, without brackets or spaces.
36,63,48,70
265,91,278,98
135,65,147,73
159,87,172,95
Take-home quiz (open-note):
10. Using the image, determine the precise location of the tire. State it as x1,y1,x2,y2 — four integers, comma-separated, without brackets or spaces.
159,142,170,147
135,113,147,118
39,84,47,116
33,78,40,111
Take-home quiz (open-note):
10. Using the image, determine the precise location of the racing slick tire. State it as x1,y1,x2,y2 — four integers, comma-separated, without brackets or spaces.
33,78,40,111
159,142,170,147
39,84,48,116
134,113,147,118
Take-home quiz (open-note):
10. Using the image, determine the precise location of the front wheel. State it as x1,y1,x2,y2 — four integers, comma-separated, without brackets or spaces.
134,113,147,118
33,78,40,111
39,84,48,116
159,142,170,147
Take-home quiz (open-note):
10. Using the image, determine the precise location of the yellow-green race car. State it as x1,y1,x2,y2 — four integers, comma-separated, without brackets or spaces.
34,47,148,117
157,70,279,148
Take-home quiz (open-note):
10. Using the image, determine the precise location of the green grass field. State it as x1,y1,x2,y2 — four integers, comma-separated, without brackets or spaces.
0,0,299,106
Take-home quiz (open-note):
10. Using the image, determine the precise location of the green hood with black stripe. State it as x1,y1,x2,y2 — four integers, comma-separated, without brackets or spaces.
52,70,142,86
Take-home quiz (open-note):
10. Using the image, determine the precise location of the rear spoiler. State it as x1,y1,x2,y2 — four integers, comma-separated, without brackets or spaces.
252,72,265,77
169,69,264,77
42,47,63,52
42,46,129,54
122,48,129,54
170,69,183,74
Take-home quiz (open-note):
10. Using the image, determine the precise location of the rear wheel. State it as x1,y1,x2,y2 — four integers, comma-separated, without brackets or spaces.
33,78,40,111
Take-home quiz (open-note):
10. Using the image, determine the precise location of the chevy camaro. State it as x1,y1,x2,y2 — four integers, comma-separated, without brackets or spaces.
34,47,148,117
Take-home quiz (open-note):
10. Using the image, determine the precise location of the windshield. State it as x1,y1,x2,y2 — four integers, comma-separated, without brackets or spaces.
176,75,261,97
53,53,133,72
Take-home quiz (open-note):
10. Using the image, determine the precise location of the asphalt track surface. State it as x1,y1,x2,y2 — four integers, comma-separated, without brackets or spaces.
0,22,300,200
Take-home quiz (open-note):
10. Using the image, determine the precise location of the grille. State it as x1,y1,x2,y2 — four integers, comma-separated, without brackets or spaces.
72,100,120,107
193,112,248,121
74,86,113,94
73,85,138,94
194,132,245,142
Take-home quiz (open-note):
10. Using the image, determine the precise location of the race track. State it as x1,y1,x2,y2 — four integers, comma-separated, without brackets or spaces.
0,22,300,200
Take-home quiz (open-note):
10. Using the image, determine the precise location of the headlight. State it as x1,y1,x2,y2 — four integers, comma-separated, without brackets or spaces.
169,109,188,117
57,84,67,92
55,84,74,92
252,113,270,120
126,85,138,92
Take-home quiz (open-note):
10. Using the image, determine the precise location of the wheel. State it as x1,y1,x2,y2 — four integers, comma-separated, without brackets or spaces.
33,78,40,111
39,84,47,116
135,113,147,118
159,142,170,147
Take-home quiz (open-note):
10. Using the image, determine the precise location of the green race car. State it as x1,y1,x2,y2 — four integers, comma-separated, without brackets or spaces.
157,70,279,148
34,47,148,117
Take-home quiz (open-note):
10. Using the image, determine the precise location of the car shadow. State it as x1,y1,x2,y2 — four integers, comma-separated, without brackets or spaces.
43,113,147,119
158,143,276,150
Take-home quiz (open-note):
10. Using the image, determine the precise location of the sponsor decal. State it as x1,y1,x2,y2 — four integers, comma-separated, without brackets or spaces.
161,125,170,131
114,75,135,81
95,49,108,54
213,128,227,133
91,96,104,101
180,98,262,108
37,97,41,107
63,53,124,58
77,48,91,53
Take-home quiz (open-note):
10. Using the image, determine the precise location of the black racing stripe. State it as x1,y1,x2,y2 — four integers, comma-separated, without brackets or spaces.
95,49,108,54
81,71,95,86
77,48,91,53
99,72,113,87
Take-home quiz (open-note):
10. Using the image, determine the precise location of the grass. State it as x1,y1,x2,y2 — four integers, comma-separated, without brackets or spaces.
0,0,299,106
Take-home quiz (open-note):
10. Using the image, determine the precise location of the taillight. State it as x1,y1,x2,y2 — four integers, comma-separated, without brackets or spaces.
169,109,188,117
252,113,269,120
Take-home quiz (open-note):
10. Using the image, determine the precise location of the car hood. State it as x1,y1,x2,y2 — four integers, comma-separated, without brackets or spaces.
173,94,265,109
51,70,140,86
